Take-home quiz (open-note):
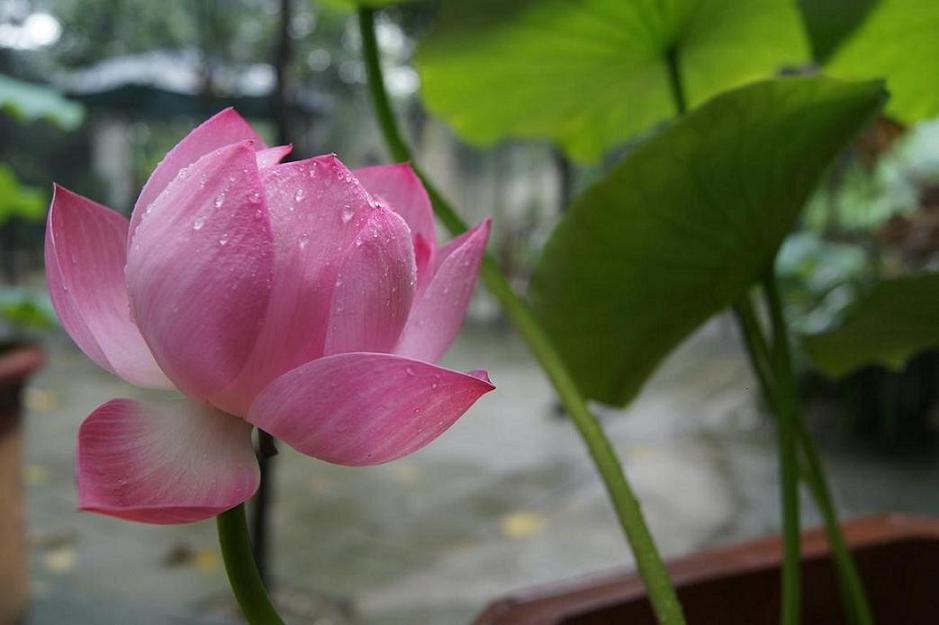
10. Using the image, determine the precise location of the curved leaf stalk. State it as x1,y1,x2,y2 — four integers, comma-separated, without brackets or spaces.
358,7,687,625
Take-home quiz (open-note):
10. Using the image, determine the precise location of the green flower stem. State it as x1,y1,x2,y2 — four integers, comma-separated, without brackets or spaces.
665,30,869,625
765,275,876,625
217,504,286,625
665,43,799,623
731,296,800,624
735,295,872,625
358,7,686,625
761,275,803,625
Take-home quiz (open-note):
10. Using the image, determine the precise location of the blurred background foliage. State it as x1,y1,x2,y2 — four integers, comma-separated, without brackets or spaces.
2,0,939,448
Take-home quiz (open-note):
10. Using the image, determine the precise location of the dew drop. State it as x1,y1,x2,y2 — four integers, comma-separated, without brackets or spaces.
294,188,306,203
214,194,226,208
192,216,206,231
341,204,354,223
218,233,230,246
299,235,309,250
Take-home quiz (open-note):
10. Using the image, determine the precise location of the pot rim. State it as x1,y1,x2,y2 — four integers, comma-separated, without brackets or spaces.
474,514,939,625
0,343,45,387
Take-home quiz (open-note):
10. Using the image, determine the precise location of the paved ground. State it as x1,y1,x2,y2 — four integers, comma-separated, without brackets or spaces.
20,317,939,624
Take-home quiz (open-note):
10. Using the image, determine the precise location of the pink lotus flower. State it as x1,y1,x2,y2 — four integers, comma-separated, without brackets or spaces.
46,109,494,524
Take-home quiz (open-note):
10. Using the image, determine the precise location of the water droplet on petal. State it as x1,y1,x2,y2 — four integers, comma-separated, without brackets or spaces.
341,204,354,223
192,216,206,231
218,233,230,246
294,188,306,203
214,194,226,209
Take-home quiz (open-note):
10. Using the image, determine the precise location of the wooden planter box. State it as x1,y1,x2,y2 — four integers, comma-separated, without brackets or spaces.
0,344,44,625
474,515,939,625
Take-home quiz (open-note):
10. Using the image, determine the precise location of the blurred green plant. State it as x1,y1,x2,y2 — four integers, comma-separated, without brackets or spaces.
0,165,55,340
804,273,939,377
317,0,413,9
776,232,872,334
0,288,56,333
0,164,47,227
0,74,84,130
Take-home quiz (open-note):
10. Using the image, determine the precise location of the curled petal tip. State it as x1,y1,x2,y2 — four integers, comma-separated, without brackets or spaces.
469,369,495,387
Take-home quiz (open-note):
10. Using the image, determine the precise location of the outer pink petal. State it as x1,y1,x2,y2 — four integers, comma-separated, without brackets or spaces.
324,207,416,355
44,186,169,388
395,219,490,363
211,155,397,415
256,145,292,169
77,398,259,524
125,142,274,402
354,163,436,248
129,108,265,247
248,353,495,466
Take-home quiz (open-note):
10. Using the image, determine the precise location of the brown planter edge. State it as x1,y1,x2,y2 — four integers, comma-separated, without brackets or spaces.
474,514,939,625
0,342,44,625
0,342,45,390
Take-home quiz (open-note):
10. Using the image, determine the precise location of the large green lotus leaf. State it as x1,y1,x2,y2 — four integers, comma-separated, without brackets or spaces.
0,75,84,130
797,0,877,62
529,76,884,405
415,0,810,162
803,273,939,378
827,0,939,123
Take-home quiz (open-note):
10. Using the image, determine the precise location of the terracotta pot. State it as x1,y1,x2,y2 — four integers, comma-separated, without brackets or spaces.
474,515,939,625
0,344,44,625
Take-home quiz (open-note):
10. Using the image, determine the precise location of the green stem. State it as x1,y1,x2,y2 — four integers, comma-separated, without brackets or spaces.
758,276,802,625
217,504,286,625
358,7,686,625
664,47,687,115
670,36,802,619
794,415,873,625
737,295,873,625
666,28,873,625
733,298,779,407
